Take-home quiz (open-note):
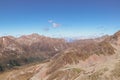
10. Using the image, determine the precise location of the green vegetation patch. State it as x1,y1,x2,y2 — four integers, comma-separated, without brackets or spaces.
71,68,83,73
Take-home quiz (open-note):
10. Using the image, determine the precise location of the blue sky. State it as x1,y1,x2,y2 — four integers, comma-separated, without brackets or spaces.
0,0,120,38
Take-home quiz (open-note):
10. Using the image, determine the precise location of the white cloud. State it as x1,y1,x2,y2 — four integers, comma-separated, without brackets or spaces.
52,22,60,28
48,19,61,28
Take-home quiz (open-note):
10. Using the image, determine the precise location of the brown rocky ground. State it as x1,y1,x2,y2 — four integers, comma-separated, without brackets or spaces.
1,31,120,80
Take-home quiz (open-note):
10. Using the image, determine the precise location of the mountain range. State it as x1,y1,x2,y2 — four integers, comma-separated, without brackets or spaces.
0,31,120,80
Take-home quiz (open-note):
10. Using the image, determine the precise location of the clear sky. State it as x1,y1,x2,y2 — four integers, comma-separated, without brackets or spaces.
0,0,120,38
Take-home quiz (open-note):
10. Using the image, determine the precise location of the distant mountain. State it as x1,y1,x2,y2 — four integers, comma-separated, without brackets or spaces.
0,34,67,71
1,31,120,80
30,31,120,80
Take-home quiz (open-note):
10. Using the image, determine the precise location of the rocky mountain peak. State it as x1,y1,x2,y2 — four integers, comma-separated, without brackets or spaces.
113,30,120,38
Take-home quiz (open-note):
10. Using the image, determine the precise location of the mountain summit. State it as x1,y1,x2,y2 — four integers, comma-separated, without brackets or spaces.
0,31,120,80
30,31,120,80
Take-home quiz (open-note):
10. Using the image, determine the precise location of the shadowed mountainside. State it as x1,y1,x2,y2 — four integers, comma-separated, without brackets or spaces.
0,34,67,71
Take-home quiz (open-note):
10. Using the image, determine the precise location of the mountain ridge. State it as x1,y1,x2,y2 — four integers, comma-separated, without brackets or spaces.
0,31,120,80
29,30,120,80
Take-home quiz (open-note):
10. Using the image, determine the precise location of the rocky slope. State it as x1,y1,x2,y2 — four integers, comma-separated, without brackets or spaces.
29,31,120,80
0,34,67,71
1,31,120,80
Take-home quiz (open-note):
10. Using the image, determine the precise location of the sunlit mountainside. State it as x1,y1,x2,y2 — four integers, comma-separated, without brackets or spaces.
0,31,120,80
0,0,120,80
